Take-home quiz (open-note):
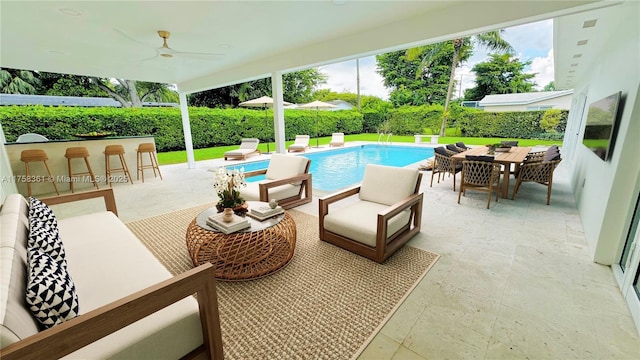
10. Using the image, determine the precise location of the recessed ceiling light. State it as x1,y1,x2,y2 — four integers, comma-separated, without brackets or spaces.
573,54,582,58
570,63,578,67
577,40,588,46
59,8,82,16
583,19,597,28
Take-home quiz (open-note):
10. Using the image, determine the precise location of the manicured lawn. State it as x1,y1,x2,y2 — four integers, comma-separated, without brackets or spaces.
156,133,563,165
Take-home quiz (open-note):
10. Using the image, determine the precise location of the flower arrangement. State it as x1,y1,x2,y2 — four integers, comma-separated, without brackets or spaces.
213,167,247,212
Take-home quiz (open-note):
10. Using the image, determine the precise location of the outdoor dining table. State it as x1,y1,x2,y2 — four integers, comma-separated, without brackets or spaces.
452,146,532,199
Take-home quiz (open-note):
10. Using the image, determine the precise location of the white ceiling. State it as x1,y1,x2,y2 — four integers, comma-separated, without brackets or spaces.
0,0,619,94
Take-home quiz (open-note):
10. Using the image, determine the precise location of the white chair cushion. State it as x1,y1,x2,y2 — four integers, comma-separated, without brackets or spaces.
323,200,411,247
265,154,309,180
238,138,259,150
225,149,257,156
359,165,419,206
241,181,301,202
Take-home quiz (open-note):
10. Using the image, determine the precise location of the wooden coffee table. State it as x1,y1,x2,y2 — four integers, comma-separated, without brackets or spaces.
185,201,296,281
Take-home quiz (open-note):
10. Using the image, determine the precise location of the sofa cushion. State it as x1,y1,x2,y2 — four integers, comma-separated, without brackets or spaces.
359,165,419,206
544,145,561,161
434,146,449,157
58,212,202,359
265,154,309,180
323,200,411,247
25,248,80,329
28,197,67,268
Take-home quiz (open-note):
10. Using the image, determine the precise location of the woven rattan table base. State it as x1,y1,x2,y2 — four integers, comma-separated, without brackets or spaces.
185,212,296,281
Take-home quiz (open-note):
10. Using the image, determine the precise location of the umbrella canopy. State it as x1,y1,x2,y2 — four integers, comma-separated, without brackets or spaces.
239,96,291,108
298,101,337,148
297,100,337,110
239,96,291,153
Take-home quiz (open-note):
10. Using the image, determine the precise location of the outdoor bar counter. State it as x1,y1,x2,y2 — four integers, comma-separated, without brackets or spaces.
4,136,156,196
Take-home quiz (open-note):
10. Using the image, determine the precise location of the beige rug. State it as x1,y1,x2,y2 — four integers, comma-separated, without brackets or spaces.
126,204,439,360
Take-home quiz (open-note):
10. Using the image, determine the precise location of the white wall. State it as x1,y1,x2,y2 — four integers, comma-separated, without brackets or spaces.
566,1,640,264
0,123,18,202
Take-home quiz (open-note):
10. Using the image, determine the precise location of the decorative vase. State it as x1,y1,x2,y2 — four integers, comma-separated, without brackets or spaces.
269,199,278,209
222,208,234,222
233,202,249,216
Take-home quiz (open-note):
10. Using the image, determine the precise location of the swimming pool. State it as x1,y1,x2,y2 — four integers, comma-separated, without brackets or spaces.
227,144,433,192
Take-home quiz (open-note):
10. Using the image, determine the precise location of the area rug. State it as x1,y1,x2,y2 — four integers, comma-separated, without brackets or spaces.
126,204,440,360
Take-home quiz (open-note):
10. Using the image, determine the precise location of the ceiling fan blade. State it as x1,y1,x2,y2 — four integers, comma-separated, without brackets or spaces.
113,28,150,47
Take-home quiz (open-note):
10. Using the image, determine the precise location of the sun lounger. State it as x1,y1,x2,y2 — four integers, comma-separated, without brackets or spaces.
224,138,261,160
288,135,310,152
329,133,344,147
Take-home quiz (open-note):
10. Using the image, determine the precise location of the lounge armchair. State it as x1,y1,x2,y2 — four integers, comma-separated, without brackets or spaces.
458,156,502,209
319,164,423,264
431,146,462,191
240,153,312,209
512,146,562,205
287,135,310,153
224,138,260,160
329,133,344,147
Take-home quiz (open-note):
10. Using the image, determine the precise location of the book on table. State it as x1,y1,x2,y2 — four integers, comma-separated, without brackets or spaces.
207,213,250,234
251,205,284,216
246,209,284,221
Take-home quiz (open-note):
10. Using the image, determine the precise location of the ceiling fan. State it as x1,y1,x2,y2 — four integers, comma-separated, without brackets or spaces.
115,29,225,61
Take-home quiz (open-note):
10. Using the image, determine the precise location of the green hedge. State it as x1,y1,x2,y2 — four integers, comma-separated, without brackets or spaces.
0,106,363,152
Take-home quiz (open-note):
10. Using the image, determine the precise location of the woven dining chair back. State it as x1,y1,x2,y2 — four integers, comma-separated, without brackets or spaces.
430,148,462,191
458,160,502,209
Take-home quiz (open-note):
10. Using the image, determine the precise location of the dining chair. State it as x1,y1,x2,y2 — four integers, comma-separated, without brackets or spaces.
430,146,462,191
458,156,502,209
446,144,464,153
512,147,562,205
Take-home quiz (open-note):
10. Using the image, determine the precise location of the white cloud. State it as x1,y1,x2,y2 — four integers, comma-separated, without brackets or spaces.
530,48,555,90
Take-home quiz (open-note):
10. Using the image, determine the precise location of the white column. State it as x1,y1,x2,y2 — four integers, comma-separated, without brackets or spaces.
271,71,286,154
178,92,196,169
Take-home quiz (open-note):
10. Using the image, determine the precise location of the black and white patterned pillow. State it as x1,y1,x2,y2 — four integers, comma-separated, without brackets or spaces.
28,197,67,268
26,248,80,329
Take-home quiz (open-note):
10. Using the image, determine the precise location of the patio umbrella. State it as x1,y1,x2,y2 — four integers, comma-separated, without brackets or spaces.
239,96,291,153
297,100,337,147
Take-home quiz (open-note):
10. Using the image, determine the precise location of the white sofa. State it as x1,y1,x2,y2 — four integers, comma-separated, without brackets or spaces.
0,189,223,359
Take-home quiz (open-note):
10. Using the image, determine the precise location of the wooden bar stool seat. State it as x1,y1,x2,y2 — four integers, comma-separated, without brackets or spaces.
20,149,60,196
64,147,99,193
136,143,163,183
103,145,133,186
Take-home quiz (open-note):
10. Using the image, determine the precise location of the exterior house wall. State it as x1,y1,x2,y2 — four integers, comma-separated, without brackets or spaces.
483,94,573,112
564,2,640,264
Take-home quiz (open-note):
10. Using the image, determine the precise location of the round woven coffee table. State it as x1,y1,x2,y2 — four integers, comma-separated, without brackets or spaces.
185,201,296,281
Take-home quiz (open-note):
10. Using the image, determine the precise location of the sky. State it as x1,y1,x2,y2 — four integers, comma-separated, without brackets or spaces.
315,19,554,100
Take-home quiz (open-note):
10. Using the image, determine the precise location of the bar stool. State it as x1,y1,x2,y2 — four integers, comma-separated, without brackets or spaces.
64,147,99,193
20,149,60,196
103,145,133,186
136,143,163,183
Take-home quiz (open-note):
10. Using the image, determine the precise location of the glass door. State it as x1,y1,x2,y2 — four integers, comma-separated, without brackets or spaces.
615,192,640,332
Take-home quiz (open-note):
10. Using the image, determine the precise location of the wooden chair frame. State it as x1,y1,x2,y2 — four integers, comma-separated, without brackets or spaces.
430,152,462,191
512,159,562,205
0,189,224,360
318,173,423,264
243,160,312,209
458,160,502,209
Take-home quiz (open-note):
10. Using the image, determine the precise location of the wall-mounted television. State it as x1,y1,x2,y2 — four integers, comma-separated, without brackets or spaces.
582,91,622,161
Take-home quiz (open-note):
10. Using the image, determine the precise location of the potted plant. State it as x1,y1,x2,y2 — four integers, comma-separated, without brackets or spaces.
213,167,248,215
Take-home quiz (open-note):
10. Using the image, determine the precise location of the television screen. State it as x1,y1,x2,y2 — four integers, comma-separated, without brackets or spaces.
582,91,622,161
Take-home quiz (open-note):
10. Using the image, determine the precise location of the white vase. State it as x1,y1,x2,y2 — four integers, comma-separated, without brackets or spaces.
222,208,234,222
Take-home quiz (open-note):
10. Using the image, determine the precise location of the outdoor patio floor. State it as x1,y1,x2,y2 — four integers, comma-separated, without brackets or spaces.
46,144,640,359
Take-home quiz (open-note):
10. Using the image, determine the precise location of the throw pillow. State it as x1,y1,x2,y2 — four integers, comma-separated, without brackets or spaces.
28,197,67,268
26,248,80,329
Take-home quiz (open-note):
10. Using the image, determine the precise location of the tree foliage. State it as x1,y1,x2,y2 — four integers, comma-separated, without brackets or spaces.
464,54,536,101
376,46,453,107
0,68,41,94
405,32,513,136
188,69,326,108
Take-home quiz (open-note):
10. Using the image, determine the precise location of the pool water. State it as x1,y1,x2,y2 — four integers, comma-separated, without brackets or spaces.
226,144,433,192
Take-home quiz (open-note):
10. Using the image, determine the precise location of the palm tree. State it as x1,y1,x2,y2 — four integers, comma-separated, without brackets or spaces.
407,31,513,136
0,68,41,94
